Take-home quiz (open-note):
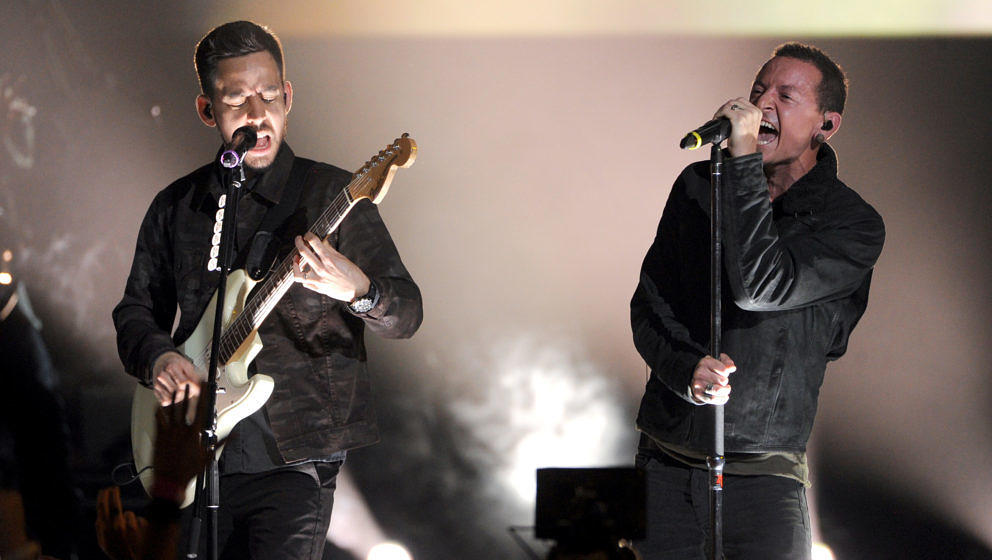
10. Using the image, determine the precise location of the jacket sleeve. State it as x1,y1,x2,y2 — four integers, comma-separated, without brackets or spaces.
337,199,423,339
722,153,885,312
631,171,709,403
112,190,181,385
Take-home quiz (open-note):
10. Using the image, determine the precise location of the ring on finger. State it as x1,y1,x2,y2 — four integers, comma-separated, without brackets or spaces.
705,382,714,392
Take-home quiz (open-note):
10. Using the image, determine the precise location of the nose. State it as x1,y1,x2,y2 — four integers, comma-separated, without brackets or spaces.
753,89,774,112
245,95,266,124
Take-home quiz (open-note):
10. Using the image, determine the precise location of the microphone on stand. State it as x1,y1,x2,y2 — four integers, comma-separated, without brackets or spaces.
220,126,258,168
679,118,731,150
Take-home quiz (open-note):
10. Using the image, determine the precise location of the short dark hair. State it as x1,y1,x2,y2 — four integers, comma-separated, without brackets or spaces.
770,42,848,115
194,21,284,98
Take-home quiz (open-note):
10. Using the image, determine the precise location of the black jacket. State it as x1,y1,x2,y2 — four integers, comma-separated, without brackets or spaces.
632,145,884,452
113,143,422,460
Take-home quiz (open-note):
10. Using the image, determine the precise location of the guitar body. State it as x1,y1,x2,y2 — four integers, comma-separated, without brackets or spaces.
130,269,274,508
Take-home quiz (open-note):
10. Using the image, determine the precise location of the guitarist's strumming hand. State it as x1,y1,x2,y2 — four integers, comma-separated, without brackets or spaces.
293,232,371,302
151,351,201,406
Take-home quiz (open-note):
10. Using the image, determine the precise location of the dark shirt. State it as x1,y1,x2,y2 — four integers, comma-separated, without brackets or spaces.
632,145,884,453
113,142,422,462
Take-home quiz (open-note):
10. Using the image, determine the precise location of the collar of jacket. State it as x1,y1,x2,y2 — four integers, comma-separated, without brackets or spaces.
191,141,297,211
777,143,838,216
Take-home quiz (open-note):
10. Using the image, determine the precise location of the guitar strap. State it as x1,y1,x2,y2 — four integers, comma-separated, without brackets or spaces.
244,158,316,281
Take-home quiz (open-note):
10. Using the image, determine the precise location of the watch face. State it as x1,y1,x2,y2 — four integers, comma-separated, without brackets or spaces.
349,297,374,313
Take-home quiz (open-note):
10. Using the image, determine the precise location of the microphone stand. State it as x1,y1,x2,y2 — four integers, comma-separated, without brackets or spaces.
186,161,246,560
707,143,725,560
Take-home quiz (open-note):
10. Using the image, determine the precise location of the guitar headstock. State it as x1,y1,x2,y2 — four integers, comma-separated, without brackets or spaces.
348,133,417,204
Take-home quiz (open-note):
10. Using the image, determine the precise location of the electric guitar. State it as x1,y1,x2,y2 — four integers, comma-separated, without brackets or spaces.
130,134,417,507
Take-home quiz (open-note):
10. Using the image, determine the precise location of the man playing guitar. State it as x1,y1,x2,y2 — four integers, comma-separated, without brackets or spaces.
113,21,422,559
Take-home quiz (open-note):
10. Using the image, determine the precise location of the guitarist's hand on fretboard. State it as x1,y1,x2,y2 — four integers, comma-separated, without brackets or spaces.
292,231,371,302
151,351,201,406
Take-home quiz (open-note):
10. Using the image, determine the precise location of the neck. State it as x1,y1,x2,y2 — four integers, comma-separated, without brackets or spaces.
764,148,818,201
244,162,272,181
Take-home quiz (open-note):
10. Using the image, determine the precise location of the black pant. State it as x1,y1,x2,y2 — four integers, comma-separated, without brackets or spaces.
183,461,341,560
634,453,811,560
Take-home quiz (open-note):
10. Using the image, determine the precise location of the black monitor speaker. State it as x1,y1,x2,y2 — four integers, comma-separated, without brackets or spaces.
535,467,646,544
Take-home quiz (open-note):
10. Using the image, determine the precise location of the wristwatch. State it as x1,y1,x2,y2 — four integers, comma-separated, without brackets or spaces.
347,280,378,314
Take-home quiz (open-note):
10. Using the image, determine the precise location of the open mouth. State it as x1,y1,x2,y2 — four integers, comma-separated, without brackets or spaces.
758,120,778,146
251,135,272,152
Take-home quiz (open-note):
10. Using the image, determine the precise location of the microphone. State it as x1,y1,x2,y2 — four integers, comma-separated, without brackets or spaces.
220,126,258,168
679,118,731,150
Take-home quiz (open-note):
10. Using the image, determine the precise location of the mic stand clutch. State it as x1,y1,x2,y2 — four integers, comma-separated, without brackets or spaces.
707,144,725,560
186,162,246,560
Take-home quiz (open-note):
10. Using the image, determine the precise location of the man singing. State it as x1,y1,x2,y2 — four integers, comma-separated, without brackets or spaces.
113,21,422,559
631,43,884,559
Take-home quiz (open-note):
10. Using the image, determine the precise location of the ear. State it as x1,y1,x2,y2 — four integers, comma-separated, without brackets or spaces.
283,81,294,115
196,95,216,127
820,111,842,142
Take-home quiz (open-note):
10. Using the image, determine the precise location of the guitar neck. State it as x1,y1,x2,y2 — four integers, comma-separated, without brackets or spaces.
216,184,361,363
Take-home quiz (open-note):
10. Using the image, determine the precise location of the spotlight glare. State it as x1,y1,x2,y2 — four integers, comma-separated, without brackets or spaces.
812,542,835,560
449,336,631,508
367,541,413,560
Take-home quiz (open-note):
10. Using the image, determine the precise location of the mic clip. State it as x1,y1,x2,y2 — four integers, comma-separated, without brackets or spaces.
220,126,258,168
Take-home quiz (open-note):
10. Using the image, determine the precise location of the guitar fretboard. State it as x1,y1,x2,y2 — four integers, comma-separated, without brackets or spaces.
214,173,372,364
